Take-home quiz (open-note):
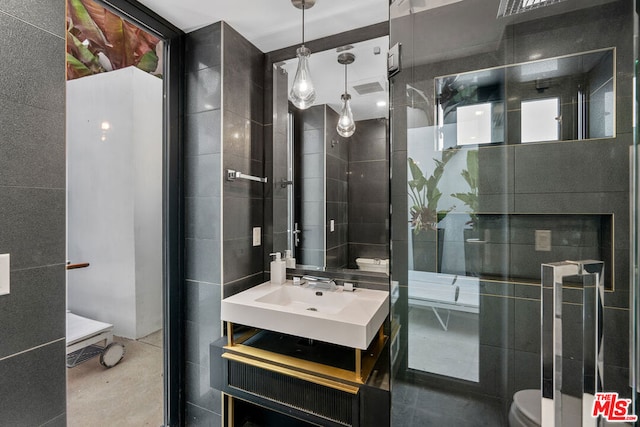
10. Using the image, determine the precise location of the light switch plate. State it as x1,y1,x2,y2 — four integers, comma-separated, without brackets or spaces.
253,227,261,246
535,230,552,252
330,220,335,232
0,254,9,296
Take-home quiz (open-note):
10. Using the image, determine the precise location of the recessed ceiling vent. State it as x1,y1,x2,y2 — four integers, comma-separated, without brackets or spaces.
497,0,566,18
352,81,385,95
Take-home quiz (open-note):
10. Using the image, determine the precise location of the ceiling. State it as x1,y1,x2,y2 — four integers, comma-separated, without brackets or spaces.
133,0,618,121
281,36,389,121
135,0,388,52
134,0,390,121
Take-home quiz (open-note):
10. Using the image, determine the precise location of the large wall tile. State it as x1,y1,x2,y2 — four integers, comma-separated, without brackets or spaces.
0,99,65,188
0,0,66,38
479,294,514,349
222,272,264,299
510,1,632,64
185,110,222,157
0,340,66,427
186,23,221,72
186,361,223,412
185,238,221,284
350,202,389,225
0,187,65,270
223,196,263,241
513,189,626,212
604,307,631,368
250,121,264,162
186,197,221,241
513,350,540,392
223,110,251,159
222,237,263,284
184,280,222,325
477,146,513,196
41,413,66,427
186,66,221,114
0,265,65,359
514,140,628,194
0,13,65,111
301,105,325,131
185,154,221,198
513,299,539,353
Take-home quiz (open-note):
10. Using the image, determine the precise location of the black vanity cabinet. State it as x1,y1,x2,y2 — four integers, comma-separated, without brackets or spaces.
211,333,390,427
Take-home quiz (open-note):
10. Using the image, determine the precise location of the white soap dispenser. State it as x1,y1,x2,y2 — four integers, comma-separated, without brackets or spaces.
269,252,286,285
284,249,296,269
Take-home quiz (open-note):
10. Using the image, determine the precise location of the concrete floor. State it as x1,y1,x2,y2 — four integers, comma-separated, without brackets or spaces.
67,330,164,426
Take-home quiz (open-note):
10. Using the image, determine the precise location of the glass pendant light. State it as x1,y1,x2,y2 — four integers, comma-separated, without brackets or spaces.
289,0,316,109
336,52,356,138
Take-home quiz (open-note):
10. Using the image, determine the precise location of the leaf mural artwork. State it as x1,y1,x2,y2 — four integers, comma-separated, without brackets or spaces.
66,0,161,80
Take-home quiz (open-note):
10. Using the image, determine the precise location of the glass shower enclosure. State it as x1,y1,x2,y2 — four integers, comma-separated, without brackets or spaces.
389,0,638,425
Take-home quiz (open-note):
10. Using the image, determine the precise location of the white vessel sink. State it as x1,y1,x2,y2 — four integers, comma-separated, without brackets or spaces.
221,281,389,349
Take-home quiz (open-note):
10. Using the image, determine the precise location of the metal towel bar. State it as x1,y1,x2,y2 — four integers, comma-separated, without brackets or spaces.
226,169,267,183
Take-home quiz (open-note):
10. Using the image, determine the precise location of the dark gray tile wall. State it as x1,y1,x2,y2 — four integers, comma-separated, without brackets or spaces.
348,118,389,268
295,107,391,270
269,65,289,261
185,22,267,424
184,22,223,426
390,0,634,422
588,50,614,139
326,107,349,268
0,2,66,424
222,23,265,291
297,105,327,266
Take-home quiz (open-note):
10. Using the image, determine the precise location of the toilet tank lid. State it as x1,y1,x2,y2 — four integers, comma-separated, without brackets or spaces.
356,258,389,265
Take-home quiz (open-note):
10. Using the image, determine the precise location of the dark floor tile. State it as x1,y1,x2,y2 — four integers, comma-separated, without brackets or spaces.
185,403,221,427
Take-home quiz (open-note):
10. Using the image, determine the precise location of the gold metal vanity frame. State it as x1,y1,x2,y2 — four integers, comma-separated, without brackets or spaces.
223,322,387,395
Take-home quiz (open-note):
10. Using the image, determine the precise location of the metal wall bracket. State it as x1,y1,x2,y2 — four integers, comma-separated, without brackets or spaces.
388,43,401,78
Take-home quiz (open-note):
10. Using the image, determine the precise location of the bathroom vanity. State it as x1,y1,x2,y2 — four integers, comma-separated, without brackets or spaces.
214,280,390,426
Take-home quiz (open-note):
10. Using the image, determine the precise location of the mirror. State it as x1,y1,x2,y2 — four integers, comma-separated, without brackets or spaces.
272,36,390,273
435,48,614,150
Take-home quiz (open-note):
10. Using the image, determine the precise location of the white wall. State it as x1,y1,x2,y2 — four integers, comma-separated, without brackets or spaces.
67,67,162,339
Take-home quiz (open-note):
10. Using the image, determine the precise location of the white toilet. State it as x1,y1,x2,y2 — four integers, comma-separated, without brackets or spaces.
355,257,389,275
508,389,582,427
509,390,541,427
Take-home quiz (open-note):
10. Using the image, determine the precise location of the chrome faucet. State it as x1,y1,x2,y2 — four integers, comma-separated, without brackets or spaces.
302,275,337,291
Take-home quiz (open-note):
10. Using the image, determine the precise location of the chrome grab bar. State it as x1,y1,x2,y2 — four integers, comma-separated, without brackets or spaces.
226,169,267,183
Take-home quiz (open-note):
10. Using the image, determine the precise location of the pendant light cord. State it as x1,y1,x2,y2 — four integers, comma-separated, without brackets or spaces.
344,63,348,94
301,1,305,45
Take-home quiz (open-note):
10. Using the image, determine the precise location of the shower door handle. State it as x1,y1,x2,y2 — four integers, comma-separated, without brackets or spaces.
541,260,604,427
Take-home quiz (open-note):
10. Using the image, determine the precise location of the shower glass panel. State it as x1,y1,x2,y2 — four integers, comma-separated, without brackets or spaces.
389,0,637,425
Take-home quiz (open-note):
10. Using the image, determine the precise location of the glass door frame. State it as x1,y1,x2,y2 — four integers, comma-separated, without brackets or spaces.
81,1,185,425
